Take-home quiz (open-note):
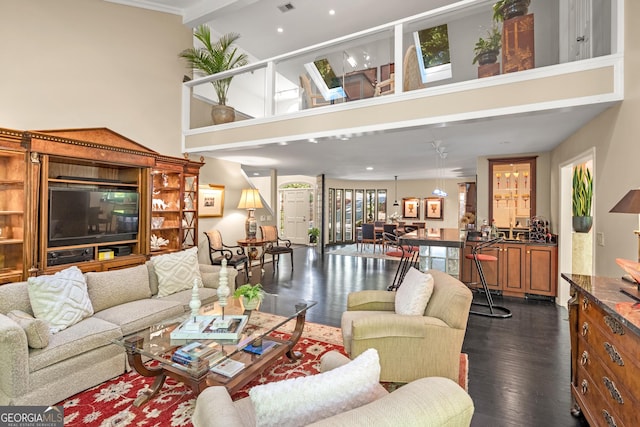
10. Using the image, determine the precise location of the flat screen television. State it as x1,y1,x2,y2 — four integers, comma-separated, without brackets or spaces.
48,187,140,247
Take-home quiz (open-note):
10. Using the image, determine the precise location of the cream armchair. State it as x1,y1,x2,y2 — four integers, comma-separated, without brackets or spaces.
341,269,473,383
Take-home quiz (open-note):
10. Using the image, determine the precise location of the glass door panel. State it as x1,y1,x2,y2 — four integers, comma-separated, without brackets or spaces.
366,190,376,222
335,189,343,242
376,190,387,221
328,189,335,243
344,190,353,241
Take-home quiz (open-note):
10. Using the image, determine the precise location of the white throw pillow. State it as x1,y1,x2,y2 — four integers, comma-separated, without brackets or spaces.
249,348,381,427
152,247,202,298
27,266,94,334
395,267,434,315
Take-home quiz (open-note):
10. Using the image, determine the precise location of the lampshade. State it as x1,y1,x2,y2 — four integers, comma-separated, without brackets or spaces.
237,188,264,210
610,189,640,214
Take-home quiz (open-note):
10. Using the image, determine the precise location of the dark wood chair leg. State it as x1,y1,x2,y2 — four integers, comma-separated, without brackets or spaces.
290,251,294,270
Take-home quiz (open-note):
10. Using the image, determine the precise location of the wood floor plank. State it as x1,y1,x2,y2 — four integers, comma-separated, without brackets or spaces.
245,246,588,426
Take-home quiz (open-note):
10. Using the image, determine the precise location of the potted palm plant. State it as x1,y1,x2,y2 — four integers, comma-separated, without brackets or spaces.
179,25,248,125
472,26,502,65
572,165,593,233
233,283,264,310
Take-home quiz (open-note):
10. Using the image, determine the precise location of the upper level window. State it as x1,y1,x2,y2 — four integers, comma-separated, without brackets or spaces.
413,24,452,83
304,58,346,101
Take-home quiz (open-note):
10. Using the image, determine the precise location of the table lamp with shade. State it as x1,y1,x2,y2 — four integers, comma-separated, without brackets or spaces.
609,189,640,287
237,188,263,240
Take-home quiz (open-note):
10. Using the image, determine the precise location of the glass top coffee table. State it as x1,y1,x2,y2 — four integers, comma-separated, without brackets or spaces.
112,294,317,406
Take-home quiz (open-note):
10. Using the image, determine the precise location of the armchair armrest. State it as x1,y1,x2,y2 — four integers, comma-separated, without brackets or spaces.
347,290,395,312
0,314,30,400
221,244,247,257
193,386,246,427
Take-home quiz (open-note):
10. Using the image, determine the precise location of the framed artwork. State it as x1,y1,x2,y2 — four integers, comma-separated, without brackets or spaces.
402,197,420,219
425,197,443,220
198,184,225,217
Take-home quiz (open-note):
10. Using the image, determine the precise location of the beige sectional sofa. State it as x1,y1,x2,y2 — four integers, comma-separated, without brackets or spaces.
0,260,237,406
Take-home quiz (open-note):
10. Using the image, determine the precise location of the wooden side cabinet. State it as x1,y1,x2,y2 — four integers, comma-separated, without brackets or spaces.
564,274,640,427
461,240,557,298
525,245,557,296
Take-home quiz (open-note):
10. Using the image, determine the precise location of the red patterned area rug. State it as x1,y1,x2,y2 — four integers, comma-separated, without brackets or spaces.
58,313,468,426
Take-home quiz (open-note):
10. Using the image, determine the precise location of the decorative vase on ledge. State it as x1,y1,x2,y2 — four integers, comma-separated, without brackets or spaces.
211,105,235,125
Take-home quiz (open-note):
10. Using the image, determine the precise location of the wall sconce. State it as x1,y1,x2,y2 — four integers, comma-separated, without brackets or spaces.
237,188,264,240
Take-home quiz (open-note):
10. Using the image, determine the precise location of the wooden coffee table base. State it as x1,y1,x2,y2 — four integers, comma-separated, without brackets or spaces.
123,309,308,406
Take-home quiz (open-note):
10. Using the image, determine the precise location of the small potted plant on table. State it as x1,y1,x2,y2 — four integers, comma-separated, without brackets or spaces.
308,227,320,245
233,283,264,311
473,25,502,66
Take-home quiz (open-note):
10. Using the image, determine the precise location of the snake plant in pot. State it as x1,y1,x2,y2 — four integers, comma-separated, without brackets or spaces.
179,25,248,125
572,165,593,233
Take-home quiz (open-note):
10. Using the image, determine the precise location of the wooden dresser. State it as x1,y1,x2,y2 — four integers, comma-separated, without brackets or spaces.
563,273,640,427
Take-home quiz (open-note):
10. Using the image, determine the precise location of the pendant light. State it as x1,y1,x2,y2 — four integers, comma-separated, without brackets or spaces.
393,175,399,206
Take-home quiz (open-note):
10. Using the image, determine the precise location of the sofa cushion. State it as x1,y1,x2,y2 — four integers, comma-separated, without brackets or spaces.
0,281,33,316
85,264,152,313
28,316,122,372
395,268,434,315
7,310,50,349
28,266,94,334
93,298,185,335
151,247,202,298
249,348,382,427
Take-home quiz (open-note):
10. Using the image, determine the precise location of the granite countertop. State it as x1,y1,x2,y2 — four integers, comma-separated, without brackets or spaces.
399,228,464,248
561,273,640,336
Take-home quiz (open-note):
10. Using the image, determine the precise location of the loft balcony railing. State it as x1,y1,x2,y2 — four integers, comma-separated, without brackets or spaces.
181,0,623,149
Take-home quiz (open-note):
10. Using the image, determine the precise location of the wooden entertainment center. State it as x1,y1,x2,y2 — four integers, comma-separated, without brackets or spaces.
0,127,203,284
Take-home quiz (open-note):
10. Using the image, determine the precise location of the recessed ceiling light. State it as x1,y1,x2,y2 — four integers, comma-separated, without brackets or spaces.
308,138,317,143
253,172,260,176
366,166,373,171
329,9,335,15
277,27,283,33
278,141,288,146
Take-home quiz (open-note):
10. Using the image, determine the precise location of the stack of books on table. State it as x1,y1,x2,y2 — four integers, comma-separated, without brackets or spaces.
171,341,224,374
170,315,248,341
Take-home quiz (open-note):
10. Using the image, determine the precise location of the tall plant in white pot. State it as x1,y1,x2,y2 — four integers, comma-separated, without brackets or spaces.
179,25,248,124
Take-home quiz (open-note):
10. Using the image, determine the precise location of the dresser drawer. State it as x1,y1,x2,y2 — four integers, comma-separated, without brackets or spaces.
577,338,639,427
575,365,625,427
579,294,640,357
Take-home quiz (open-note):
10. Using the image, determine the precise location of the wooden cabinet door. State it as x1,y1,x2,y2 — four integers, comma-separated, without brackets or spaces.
525,245,558,296
501,243,525,295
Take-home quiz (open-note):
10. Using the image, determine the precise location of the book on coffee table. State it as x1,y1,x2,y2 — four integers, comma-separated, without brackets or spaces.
170,315,248,341
210,358,245,377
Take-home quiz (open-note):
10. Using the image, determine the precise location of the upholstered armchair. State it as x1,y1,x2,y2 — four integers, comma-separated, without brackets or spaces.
341,269,473,383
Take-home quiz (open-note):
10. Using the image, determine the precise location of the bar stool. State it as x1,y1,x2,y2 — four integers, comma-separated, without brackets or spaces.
465,237,512,318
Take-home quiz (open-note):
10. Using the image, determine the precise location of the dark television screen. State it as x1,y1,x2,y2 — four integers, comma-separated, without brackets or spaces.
48,187,139,247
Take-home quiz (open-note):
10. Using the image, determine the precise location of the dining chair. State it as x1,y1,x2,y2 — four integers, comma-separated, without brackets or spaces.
382,223,398,251
374,73,395,96
403,45,428,92
259,225,293,271
359,223,381,252
204,229,249,279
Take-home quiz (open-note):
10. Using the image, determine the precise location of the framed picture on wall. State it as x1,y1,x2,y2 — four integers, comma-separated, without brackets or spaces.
402,197,420,219
198,184,225,217
425,197,443,220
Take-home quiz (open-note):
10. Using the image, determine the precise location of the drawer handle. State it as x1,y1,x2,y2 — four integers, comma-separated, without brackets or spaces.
604,316,625,335
603,376,624,404
581,379,588,394
581,351,589,366
604,342,625,367
602,409,618,427
582,322,589,337
582,297,589,310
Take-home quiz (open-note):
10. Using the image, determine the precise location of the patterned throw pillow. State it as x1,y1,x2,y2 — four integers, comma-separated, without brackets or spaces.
7,310,50,348
249,348,381,427
394,267,434,315
27,266,94,334
152,247,202,297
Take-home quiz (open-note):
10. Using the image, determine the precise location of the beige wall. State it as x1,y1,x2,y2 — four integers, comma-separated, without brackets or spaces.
0,0,253,263
550,0,640,278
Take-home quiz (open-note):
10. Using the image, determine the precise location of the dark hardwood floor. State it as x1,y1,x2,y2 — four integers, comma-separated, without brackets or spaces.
241,245,588,427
